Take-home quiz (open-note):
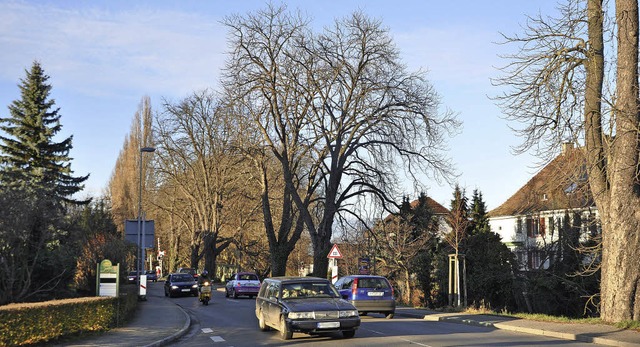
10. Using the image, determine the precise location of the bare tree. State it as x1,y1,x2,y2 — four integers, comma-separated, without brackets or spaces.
223,5,459,278
153,90,244,275
222,5,313,276
493,0,640,322
444,185,470,307
108,96,154,234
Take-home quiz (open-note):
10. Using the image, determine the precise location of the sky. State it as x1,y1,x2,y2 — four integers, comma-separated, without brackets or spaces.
0,0,561,210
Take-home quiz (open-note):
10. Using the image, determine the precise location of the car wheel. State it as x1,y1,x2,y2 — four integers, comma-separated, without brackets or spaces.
164,289,168,297
385,312,394,319
225,289,229,298
279,316,292,340
258,312,270,331
232,289,238,299
342,330,356,338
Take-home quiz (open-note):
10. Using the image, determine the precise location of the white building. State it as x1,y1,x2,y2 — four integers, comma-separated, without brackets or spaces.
488,143,600,270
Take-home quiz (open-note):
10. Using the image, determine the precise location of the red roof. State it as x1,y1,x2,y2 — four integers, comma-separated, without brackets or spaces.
489,147,594,217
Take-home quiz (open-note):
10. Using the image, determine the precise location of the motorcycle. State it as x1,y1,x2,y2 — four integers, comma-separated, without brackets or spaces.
199,281,212,305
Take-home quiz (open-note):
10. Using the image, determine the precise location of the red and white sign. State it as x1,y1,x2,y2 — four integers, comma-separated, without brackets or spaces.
327,244,343,259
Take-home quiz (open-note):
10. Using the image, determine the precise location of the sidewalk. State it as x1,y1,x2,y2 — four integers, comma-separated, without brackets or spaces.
396,307,640,347
54,291,191,347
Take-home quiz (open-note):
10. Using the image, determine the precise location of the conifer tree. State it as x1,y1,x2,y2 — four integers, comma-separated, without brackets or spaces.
0,61,88,203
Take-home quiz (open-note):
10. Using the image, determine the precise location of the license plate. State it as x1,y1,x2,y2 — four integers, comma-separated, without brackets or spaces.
181,289,191,292
317,322,340,329
367,291,384,297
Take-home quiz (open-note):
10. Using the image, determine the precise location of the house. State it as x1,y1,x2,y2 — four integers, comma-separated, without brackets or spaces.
488,143,600,270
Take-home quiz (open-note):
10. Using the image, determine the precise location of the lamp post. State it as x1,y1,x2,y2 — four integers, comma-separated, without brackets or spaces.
137,146,155,300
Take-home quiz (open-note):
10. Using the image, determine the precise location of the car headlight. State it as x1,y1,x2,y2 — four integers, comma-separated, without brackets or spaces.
288,311,315,319
339,310,359,318
192,284,198,288
171,285,178,289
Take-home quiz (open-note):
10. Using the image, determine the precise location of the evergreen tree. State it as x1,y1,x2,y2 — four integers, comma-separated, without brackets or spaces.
0,61,88,203
464,189,516,311
469,189,490,235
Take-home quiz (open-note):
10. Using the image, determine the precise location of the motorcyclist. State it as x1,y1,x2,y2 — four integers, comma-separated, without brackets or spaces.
198,270,211,286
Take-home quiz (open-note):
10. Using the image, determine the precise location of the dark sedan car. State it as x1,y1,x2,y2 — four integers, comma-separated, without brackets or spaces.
164,273,198,297
255,277,360,340
126,271,138,284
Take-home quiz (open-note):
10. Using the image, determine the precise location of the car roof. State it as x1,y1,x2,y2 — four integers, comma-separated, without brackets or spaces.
264,276,328,284
343,275,388,279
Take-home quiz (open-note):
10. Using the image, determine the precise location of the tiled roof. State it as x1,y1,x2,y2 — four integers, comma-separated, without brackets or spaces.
488,146,594,217
410,197,449,215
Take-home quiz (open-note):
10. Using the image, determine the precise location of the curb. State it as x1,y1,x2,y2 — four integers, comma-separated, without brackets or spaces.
397,311,640,347
144,303,191,347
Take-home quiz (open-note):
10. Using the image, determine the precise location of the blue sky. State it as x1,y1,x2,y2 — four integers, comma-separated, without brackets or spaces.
0,0,560,210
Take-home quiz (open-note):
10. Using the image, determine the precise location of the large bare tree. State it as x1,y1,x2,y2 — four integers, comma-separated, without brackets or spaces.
494,0,640,322
223,5,459,278
222,5,314,276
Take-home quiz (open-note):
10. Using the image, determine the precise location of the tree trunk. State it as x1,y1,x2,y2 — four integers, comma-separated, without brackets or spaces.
271,246,291,277
599,0,640,322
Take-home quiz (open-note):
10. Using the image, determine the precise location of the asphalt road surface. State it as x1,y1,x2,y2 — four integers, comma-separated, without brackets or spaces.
149,283,596,347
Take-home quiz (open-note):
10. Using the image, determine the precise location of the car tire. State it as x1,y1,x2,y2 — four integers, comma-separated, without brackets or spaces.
232,289,238,299
258,312,270,331
225,289,229,298
342,330,356,338
279,316,292,340
385,312,394,319
164,289,168,297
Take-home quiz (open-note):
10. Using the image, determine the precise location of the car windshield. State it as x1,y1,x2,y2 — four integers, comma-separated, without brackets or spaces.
172,274,193,282
128,272,137,276
281,282,339,299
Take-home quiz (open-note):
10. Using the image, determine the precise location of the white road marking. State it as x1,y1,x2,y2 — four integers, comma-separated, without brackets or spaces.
362,327,433,347
210,336,225,342
201,328,213,333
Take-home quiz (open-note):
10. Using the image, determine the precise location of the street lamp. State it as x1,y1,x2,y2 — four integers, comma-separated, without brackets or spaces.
137,146,155,300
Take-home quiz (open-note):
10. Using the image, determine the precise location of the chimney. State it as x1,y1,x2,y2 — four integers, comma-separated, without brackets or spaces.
561,141,574,155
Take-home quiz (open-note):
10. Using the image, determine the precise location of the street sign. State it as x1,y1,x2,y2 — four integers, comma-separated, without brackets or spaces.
327,244,343,259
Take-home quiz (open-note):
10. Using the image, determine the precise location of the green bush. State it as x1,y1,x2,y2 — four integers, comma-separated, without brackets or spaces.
0,286,137,346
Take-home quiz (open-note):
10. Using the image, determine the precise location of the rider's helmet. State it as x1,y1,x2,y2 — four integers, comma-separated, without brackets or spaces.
202,270,209,277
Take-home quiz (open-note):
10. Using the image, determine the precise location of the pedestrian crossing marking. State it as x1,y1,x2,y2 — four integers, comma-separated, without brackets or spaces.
201,328,213,333
210,336,225,342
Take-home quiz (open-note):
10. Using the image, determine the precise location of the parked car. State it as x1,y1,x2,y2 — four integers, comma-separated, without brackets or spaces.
225,272,261,298
164,273,198,298
126,271,138,284
333,275,395,319
255,276,360,340
177,267,198,280
145,270,158,282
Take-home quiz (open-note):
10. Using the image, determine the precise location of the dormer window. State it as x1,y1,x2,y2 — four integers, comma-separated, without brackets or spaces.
542,193,548,201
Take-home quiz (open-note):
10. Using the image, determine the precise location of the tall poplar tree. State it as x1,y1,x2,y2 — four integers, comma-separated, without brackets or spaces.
0,61,88,202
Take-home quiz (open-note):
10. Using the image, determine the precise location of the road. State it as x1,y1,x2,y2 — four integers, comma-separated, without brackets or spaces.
148,283,596,346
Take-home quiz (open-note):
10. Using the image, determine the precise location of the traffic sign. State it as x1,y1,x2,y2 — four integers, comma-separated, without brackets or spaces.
327,244,343,259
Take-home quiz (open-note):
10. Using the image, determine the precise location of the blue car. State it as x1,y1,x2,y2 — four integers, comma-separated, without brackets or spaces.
145,270,158,282
334,275,396,319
